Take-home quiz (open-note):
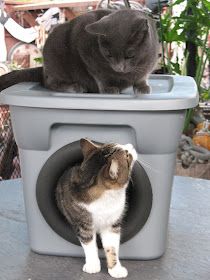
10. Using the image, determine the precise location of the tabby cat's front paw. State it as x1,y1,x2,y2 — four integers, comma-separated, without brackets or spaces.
108,264,128,278
83,259,101,274
133,84,151,94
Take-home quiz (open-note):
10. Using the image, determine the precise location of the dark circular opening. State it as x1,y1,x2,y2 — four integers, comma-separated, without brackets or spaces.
36,141,152,247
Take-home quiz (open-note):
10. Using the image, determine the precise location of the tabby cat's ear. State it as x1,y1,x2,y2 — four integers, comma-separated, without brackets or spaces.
109,159,119,180
80,138,98,157
85,16,110,36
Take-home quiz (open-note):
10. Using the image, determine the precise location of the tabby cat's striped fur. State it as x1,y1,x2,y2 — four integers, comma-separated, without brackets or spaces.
56,138,137,278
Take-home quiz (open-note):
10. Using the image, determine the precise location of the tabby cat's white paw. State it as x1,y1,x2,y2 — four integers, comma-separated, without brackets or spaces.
83,259,101,274
108,264,128,278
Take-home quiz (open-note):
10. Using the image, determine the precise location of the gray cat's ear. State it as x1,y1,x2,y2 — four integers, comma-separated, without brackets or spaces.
140,18,149,31
85,16,110,36
133,18,148,33
80,138,98,157
109,159,119,180
130,18,149,41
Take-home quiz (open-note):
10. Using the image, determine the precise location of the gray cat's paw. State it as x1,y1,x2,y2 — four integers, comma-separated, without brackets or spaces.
108,264,128,278
83,259,101,274
65,83,86,93
133,84,151,95
102,87,120,94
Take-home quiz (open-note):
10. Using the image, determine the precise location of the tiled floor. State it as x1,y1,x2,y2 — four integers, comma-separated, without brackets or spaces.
0,176,209,280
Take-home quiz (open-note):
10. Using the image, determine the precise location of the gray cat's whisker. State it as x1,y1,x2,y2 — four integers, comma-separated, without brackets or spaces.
132,68,148,73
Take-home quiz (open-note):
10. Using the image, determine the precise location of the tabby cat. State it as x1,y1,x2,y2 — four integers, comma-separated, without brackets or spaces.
0,9,158,94
55,138,137,278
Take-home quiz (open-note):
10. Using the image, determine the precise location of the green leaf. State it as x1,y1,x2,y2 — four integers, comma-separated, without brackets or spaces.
170,61,182,75
202,0,210,12
34,57,43,64
200,89,210,101
172,0,185,6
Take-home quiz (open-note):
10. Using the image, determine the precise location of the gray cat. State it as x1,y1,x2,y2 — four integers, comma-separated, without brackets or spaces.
56,138,137,278
0,9,158,94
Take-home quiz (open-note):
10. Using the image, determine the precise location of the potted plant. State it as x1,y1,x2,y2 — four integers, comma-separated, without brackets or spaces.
157,0,210,177
158,0,209,123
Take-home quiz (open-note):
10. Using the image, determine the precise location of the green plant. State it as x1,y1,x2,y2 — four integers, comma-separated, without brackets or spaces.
8,62,22,71
158,0,210,131
34,57,44,64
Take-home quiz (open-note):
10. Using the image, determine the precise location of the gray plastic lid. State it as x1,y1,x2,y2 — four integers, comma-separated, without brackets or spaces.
0,75,198,111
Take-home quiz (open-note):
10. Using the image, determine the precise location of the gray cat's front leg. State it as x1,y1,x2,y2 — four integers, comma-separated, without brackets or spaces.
46,80,87,93
133,80,151,94
102,87,120,94
98,84,120,94
96,80,120,94
61,83,87,93
80,233,101,274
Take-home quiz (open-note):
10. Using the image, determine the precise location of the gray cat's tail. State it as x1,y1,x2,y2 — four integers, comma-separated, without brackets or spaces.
0,67,43,92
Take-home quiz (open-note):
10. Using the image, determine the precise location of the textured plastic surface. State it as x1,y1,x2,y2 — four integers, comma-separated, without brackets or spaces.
0,75,198,110
0,74,198,259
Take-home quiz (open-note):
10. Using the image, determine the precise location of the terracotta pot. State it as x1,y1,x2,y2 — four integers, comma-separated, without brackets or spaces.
196,122,210,131
193,133,210,151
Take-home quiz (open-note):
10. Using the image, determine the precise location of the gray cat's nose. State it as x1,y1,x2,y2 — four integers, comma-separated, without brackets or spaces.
113,63,125,73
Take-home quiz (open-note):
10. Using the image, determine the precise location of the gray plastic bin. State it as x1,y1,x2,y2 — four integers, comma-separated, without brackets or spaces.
0,74,198,259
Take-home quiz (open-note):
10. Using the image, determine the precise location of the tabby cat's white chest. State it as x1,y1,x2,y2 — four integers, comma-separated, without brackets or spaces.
82,188,126,231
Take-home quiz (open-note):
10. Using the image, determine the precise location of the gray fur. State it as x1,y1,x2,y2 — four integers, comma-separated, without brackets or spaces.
0,9,158,94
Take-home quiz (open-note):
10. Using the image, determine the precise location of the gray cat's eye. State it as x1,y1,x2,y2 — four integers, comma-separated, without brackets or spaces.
125,55,135,59
103,48,112,57
125,49,135,59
